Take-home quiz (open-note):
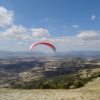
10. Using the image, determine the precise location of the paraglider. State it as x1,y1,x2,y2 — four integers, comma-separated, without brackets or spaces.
30,41,56,52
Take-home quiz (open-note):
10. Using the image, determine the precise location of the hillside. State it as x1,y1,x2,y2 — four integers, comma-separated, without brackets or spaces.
0,56,100,88
0,54,100,99
0,78,100,100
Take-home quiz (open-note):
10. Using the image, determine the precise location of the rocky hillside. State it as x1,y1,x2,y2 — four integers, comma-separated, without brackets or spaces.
0,56,100,88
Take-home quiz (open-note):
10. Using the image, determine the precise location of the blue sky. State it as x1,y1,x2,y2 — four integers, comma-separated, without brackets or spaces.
0,0,100,53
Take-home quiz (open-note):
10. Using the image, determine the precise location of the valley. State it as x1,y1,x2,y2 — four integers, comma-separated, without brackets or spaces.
0,51,100,99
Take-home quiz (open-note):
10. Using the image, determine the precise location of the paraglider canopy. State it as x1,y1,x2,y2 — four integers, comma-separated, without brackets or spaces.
30,41,56,52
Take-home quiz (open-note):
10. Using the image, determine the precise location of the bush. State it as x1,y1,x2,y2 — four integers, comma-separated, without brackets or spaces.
14,84,23,89
50,84,58,89
73,81,84,88
58,82,70,89
36,82,43,89
42,84,50,89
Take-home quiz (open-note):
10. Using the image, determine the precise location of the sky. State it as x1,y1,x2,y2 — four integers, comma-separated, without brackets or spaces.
0,0,100,53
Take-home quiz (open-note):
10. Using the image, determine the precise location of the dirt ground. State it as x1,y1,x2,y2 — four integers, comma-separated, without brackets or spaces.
0,78,100,100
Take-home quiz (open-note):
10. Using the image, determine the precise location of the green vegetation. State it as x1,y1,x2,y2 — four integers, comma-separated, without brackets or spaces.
10,71,100,89
1,57,100,89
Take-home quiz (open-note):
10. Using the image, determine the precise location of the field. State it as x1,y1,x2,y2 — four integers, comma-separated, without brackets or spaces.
0,78,100,100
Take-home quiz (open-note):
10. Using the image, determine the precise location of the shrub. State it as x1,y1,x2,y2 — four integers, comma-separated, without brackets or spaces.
42,84,50,89
36,82,43,89
50,84,58,89
60,82,70,89
14,84,23,89
73,81,84,88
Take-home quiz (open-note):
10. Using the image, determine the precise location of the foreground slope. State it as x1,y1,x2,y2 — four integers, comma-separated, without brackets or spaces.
0,78,100,100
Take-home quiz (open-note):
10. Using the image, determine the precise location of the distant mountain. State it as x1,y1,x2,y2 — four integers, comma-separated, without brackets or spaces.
0,50,100,59
0,50,46,58
53,51,100,59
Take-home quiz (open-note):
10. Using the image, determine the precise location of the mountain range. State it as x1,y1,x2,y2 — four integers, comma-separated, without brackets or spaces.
0,50,100,59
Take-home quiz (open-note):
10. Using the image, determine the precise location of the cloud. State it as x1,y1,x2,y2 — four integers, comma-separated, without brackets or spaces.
44,18,57,22
40,18,57,22
0,6,14,28
18,42,24,44
77,30,100,40
0,24,100,48
72,25,79,28
44,37,78,46
0,25,50,41
37,30,100,47
31,28,50,37
0,25,32,41
91,14,96,20
17,42,28,45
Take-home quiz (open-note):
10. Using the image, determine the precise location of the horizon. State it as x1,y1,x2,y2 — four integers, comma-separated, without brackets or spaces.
1,49,100,53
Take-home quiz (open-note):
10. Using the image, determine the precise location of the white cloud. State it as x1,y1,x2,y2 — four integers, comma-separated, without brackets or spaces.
91,14,96,20
0,25,32,41
18,42,24,44
0,24,100,48
17,42,28,45
44,18,57,22
0,25,51,41
40,18,57,22
37,30,100,47
72,25,79,28
77,30,100,40
0,6,14,28
31,28,50,37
